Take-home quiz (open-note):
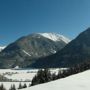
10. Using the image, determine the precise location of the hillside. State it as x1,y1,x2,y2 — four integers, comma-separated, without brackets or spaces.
0,33,70,68
22,70,90,90
31,28,90,68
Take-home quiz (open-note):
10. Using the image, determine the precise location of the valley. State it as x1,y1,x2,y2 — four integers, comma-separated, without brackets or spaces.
0,68,67,90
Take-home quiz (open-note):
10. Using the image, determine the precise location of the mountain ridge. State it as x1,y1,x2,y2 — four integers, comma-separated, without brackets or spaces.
0,32,70,68
30,28,90,68
38,33,70,43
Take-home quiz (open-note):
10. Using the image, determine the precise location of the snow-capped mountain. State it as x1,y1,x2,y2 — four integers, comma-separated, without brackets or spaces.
38,33,70,43
0,46,6,52
31,28,90,68
22,70,90,90
0,33,70,68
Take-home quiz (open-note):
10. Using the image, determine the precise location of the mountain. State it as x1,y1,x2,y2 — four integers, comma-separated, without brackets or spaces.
0,33,70,68
38,33,70,43
0,46,6,52
31,28,90,68
22,70,90,90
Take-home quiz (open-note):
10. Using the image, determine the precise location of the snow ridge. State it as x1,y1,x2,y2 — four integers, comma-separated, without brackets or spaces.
38,33,70,43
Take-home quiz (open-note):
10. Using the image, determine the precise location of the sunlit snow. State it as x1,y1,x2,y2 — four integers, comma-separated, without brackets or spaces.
22,50,31,56
0,46,6,52
38,33,70,43
22,70,90,90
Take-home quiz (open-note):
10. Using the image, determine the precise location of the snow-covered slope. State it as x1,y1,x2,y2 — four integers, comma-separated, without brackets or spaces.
22,70,90,90
38,33,70,43
0,46,6,52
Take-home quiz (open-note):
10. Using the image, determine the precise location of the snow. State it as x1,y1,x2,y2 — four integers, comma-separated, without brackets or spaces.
6,72,36,81
0,69,37,89
0,82,30,90
22,70,90,90
0,46,6,52
38,33,70,43
0,68,67,90
22,50,31,56
50,49,56,54
0,69,37,74
14,66,20,69
0,68,66,82
0,69,38,81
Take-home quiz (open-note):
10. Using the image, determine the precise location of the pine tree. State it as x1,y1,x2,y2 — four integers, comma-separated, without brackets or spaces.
9,85,12,90
51,73,57,80
12,84,16,90
28,83,31,87
22,83,27,88
57,70,62,79
0,84,6,90
9,84,16,90
18,83,22,89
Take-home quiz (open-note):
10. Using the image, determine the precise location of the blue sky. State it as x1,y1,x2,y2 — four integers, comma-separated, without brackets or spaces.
0,0,90,46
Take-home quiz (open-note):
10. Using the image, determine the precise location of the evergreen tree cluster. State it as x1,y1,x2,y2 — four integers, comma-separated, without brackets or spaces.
31,61,90,86
18,83,27,89
0,83,29,90
9,84,16,90
9,83,28,90
31,69,51,86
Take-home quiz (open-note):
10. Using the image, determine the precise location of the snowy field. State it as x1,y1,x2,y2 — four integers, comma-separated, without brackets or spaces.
2,69,38,81
0,68,66,90
0,68,66,81
0,82,30,90
22,70,90,90
0,69,37,89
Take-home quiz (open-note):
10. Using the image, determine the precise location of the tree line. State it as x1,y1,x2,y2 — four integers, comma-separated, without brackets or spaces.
0,60,90,90
0,83,30,90
31,60,90,86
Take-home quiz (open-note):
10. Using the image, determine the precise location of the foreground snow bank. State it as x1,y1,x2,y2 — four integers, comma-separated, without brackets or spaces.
22,70,90,90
